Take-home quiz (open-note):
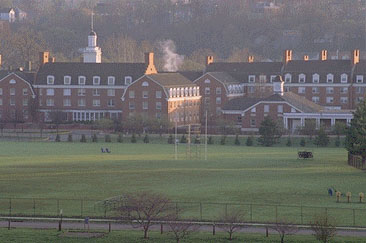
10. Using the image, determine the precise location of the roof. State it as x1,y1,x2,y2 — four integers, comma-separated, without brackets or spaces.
222,97,262,111
284,60,352,73
147,73,196,88
36,62,147,86
0,8,14,13
206,62,282,73
0,70,36,84
354,61,366,74
176,71,203,81
207,72,239,84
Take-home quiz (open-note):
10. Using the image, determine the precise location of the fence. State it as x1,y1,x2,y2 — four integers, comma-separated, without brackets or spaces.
348,153,366,170
0,198,365,227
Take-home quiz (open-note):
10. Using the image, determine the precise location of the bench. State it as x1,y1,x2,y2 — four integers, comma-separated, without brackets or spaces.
298,151,313,159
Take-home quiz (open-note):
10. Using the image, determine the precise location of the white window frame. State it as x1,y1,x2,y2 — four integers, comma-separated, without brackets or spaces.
326,87,334,94
93,76,100,85
64,76,71,85
156,91,162,99
143,91,148,98
264,105,269,113
277,105,283,113
108,76,115,86
47,75,55,85
142,101,148,110
356,75,364,83
216,97,221,105
0,88,2,95
78,76,86,85
23,88,28,96
312,96,320,104
63,89,71,96
340,73,348,83
248,75,255,83
270,75,277,83
46,88,54,96
205,87,210,95
125,76,132,85
340,97,348,104
312,73,319,83
298,73,306,83
284,73,292,83
298,87,306,94
129,90,135,98
107,89,115,97
326,97,334,104
63,99,71,107
93,99,101,107
312,87,319,94
93,89,100,96
78,98,86,107
326,74,334,83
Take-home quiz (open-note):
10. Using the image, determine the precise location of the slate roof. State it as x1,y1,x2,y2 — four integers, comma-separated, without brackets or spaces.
0,70,36,84
207,72,239,84
36,62,147,86
147,73,197,88
0,8,13,13
176,71,203,81
222,97,262,111
354,61,366,74
206,62,283,74
283,60,352,73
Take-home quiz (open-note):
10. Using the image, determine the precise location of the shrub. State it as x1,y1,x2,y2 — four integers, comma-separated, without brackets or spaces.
207,136,214,145
300,137,306,147
131,133,137,143
194,135,200,144
143,134,149,143
220,135,226,145
335,137,340,147
55,134,61,142
80,134,87,143
105,134,111,143
168,134,174,144
180,134,187,143
117,134,123,143
314,128,329,147
286,137,292,147
246,136,253,146
67,134,72,142
92,134,98,142
234,134,240,145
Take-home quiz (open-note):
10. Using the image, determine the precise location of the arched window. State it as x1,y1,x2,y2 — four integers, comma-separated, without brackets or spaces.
124,76,132,85
9,79,16,84
312,73,319,83
284,73,292,83
341,73,348,83
142,81,149,87
327,74,334,83
298,74,306,83
204,79,210,84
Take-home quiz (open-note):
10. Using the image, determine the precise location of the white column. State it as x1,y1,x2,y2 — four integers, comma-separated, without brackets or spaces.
331,118,336,126
347,118,351,126
300,118,305,127
284,117,289,130
316,118,321,129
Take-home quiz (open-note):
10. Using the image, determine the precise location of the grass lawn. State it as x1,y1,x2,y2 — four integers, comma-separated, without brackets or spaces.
0,141,364,225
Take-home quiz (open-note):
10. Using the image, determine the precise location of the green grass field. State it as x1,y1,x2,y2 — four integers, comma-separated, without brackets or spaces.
0,140,365,225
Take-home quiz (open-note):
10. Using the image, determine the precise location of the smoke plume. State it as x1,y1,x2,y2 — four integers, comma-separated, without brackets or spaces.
160,40,184,72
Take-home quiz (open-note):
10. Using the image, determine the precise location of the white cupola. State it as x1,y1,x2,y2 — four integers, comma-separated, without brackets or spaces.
83,12,102,63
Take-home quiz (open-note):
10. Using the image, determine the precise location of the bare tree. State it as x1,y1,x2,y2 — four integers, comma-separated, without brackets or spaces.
49,110,67,135
167,218,199,243
116,192,173,239
270,219,298,243
218,208,245,241
310,213,337,243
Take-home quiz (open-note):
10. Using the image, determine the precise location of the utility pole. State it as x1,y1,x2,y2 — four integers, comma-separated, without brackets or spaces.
205,110,208,161
175,121,178,160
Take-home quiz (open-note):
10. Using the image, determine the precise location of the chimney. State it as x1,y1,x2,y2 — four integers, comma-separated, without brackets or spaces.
25,61,32,71
248,55,254,63
320,50,328,61
352,49,360,65
40,52,50,65
304,55,309,61
206,56,214,66
273,75,284,96
144,52,157,75
283,50,292,65
0,55,2,69
49,57,56,63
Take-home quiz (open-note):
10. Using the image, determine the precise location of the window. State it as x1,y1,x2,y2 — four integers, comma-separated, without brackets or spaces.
23,110,28,120
251,107,256,113
23,98,28,106
63,99,71,107
129,102,135,110
356,87,363,94
312,74,319,83
46,89,54,96
93,99,100,107
108,99,115,107
277,105,283,113
259,75,266,83
107,89,115,97
78,99,86,106
327,74,334,83
216,97,221,105
0,88,2,95
125,76,132,85
291,108,296,113
10,88,15,95
216,87,222,95
156,102,162,110
47,75,55,85
93,76,100,85
357,75,364,83
326,97,334,104
298,87,305,94
204,79,210,84
108,76,115,85
204,97,210,106
142,81,149,87
312,87,319,94
341,73,348,83
46,98,54,106
299,74,306,83
21,88,28,96
326,87,334,94
264,105,269,113
156,91,162,98
78,76,86,85
341,97,348,104
93,89,100,96
63,89,71,96
78,88,86,96
250,119,256,127
129,91,135,98
143,91,148,98
284,73,292,83
10,98,15,106
9,79,16,84
205,87,210,95
248,86,255,93
142,101,148,110
0,98,2,105
312,96,320,104
340,87,348,94
248,75,255,83
64,76,71,85
270,75,277,83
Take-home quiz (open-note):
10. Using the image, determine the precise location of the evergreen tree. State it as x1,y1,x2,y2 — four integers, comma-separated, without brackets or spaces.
246,136,253,146
80,134,87,143
117,133,123,143
105,134,112,143
207,136,214,145
92,133,98,142
180,134,187,143
345,100,366,163
55,134,61,142
234,134,240,145
314,128,329,147
300,137,306,147
143,134,150,143
67,134,73,142
167,134,174,144
131,133,137,143
286,137,292,147
220,135,226,145
194,135,201,144
258,117,282,146
335,137,341,147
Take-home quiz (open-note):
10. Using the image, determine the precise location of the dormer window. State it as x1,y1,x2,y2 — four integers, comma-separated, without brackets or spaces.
248,75,255,83
341,73,348,83
204,79,210,84
284,73,292,83
64,76,71,85
108,76,115,85
298,74,306,83
47,75,55,85
326,74,334,83
312,74,319,83
93,76,100,85
78,76,86,85
357,75,364,83
142,81,149,87
125,76,132,85
270,75,276,83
